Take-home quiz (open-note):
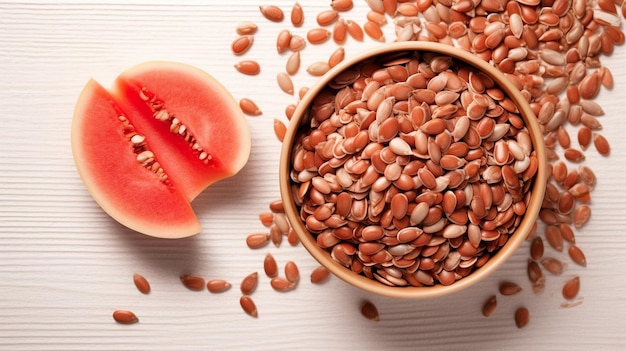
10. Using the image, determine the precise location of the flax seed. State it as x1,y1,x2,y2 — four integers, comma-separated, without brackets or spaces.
310,266,331,284
514,307,529,328
180,274,205,291
499,281,522,296
270,277,295,291
259,5,284,22
207,279,231,293
360,300,380,321
482,295,497,317
240,272,259,295
290,2,303,27
274,118,287,142
133,273,150,294
240,295,258,317
568,245,587,267
562,276,580,300
234,60,260,75
246,233,270,249
113,310,139,324
239,98,262,116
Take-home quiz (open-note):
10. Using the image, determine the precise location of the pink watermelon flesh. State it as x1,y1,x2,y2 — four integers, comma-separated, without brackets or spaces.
71,62,250,238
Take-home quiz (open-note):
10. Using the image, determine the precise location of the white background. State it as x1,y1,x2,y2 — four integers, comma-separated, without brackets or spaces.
1,1,625,350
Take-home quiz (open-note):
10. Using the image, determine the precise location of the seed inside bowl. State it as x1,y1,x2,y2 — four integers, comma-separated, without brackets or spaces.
288,50,538,287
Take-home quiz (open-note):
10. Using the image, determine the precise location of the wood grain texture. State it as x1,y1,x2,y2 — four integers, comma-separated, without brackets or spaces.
1,1,626,350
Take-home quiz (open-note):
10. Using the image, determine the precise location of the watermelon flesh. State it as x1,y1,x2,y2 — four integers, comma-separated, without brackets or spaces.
71,62,251,238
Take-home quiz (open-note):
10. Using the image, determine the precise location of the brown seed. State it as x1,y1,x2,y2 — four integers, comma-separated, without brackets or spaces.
180,274,205,291
360,300,380,321
307,28,331,44
276,29,292,53
577,126,592,149
289,34,307,51
530,237,544,261
527,259,544,284
113,310,138,324
306,61,331,76
514,307,530,328
593,133,610,156
328,47,345,68
286,51,301,75
259,5,284,22
207,279,232,293
133,273,150,294
239,98,262,116
346,20,364,41
246,232,270,249
240,272,259,295
482,295,498,317
234,60,260,75
277,72,294,95
290,2,304,27
284,261,300,284
499,281,522,296
364,21,385,42
573,204,591,228
231,35,254,55
333,18,348,44
263,253,278,277
331,0,354,11
545,225,564,252
317,9,339,26
240,295,258,317
568,245,587,267
270,277,295,291
564,148,585,163
310,266,331,284
236,21,258,35
562,276,580,300
542,257,566,275
274,118,287,142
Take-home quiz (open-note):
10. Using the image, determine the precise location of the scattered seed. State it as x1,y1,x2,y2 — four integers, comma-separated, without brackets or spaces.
236,21,258,35
277,72,295,94
240,272,259,295
346,19,364,41
180,274,205,291
207,279,232,293
307,28,332,44
564,148,586,162
514,307,530,328
276,29,292,53
246,232,270,249
593,133,610,156
499,282,523,296
113,310,139,324
364,21,385,41
270,277,295,291
360,300,380,321
317,10,339,26
306,61,331,76
328,47,345,68
239,98,262,116
577,127,592,149
290,2,304,27
289,34,307,51
530,237,544,261
284,261,300,284
330,0,354,12
264,253,278,277
482,295,498,317
310,266,330,284
231,35,254,55
234,60,260,75
573,204,591,228
562,276,580,300
568,245,587,267
542,257,566,275
240,295,258,317
286,51,301,75
133,273,150,294
274,118,287,142
259,5,284,22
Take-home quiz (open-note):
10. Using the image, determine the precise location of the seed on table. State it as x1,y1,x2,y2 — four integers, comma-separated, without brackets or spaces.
289,34,306,51
499,281,522,296
231,35,254,55
207,279,232,293
287,227,299,246
330,0,354,11
333,18,348,44
246,232,270,249
270,277,295,291
545,225,564,252
573,204,591,228
593,133,610,156
577,126,592,149
274,118,287,142
286,51,300,75
258,212,274,227
277,72,294,95
307,28,331,44
482,295,497,317
515,307,530,328
240,295,258,317
568,245,587,267
316,9,338,26
285,261,300,284
133,273,151,294
542,257,566,275
527,259,544,284
360,300,380,321
562,276,580,300
180,274,205,291
290,2,304,27
240,272,259,295
234,60,260,75
276,29,292,53
530,237,544,261
364,21,385,42
269,199,284,213
306,61,331,76
239,98,262,116
259,5,284,22
236,21,258,35
113,310,139,324
310,266,330,284
346,19,364,41
564,148,585,162
264,253,278,277
328,47,345,68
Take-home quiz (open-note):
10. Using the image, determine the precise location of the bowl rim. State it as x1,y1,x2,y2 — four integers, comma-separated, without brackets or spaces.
279,41,548,299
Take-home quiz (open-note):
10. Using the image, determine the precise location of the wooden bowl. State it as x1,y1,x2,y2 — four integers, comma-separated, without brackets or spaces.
279,42,547,299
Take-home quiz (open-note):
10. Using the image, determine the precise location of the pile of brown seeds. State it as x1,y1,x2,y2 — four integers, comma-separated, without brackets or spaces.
232,0,624,326
288,50,539,287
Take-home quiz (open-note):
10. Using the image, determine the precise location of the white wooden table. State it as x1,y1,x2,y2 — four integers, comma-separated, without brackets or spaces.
1,1,625,350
